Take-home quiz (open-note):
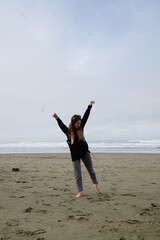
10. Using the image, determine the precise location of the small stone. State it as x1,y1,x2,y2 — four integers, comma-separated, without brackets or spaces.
12,168,20,172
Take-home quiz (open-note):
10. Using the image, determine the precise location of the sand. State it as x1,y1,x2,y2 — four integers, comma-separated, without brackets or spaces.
0,153,160,240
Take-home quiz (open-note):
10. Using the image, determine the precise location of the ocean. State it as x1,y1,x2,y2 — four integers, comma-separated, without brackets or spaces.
0,140,160,154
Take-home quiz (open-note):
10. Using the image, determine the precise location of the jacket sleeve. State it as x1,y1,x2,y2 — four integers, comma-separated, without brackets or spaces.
57,118,68,137
81,105,92,129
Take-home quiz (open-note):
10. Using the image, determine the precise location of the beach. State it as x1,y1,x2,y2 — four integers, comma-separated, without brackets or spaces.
0,153,160,240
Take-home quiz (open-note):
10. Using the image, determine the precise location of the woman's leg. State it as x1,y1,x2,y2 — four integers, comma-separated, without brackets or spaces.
72,159,84,197
82,151,100,193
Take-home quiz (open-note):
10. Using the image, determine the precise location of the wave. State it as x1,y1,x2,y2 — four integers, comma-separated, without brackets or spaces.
0,140,160,154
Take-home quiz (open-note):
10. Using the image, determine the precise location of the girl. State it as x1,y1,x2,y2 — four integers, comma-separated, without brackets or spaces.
52,101,99,198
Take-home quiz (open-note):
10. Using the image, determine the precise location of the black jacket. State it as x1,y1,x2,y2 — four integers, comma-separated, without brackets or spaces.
56,105,92,161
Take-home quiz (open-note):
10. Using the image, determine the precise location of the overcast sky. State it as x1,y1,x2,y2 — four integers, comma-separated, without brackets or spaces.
0,0,160,142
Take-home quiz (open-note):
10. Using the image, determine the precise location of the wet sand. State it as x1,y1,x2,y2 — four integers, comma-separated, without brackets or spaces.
0,153,160,240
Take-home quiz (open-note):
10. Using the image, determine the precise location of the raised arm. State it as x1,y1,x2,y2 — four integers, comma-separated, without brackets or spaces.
52,113,68,136
81,101,95,129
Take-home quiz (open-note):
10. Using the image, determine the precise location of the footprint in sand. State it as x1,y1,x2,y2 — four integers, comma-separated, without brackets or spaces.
35,200,40,205
122,219,142,224
10,195,18,198
36,209,47,213
24,207,34,213
121,193,136,197
63,188,71,192
24,207,47,214
151,202,158,208
86,196,94,200
17,229,46,236
6,219,20,226
86,193,111,202
120,236,144,240
68,214,89,221
68,211,91,221
110,187,117,195
140,208,151,216
99,225,118,233
42,202,51,206
16,180,26,183
139,203,159,216
20,186,33,189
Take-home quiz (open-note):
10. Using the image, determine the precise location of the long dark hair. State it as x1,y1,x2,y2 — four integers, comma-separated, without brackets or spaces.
68,115,85,144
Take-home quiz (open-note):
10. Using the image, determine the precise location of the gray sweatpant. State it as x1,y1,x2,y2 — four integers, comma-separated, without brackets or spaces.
72,151,98,192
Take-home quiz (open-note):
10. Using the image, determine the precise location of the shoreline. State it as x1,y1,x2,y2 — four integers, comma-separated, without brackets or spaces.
0,151,160,155
0,153,160,239
1,140,160,155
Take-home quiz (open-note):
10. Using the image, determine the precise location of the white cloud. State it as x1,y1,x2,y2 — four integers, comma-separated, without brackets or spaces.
0,0,160,142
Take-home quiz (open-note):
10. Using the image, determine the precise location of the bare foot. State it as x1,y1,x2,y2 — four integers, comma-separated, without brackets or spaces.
76,191,84,198
93,184,100,194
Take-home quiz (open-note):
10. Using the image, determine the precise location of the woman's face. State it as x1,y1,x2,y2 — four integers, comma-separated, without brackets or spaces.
74,120,81,129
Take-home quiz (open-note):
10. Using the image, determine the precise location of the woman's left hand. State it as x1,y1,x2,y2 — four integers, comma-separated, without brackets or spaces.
90,100,95,106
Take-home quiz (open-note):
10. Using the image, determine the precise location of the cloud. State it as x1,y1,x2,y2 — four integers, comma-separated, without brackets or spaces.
0,0,160,142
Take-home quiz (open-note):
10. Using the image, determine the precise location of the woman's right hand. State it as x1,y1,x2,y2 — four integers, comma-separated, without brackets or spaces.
52,113,59,120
